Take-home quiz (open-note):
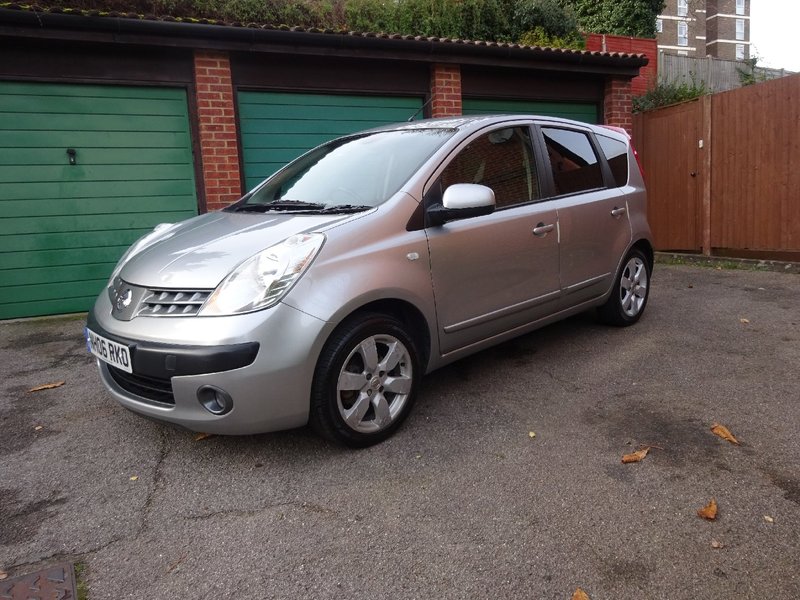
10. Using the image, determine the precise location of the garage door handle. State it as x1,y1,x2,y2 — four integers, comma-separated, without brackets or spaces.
533,223,555,236
611,207,627,217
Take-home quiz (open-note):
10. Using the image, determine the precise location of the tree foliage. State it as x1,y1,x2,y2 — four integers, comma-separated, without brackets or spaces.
38,0,585,47
566,0,666,38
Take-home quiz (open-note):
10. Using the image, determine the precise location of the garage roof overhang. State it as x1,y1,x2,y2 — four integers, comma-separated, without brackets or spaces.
0,6,647,77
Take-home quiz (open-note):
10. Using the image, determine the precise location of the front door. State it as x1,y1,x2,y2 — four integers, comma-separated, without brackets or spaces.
425,125,561,355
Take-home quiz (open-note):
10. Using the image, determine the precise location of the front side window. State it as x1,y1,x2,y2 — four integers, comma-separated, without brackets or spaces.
736,0,745,15
440,126,540,208
678,21,689,46
677,0,688,16
541,127,603,195
736,19,745,40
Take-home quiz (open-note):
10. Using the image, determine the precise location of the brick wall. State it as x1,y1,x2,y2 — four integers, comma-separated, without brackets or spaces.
430,64,462,117
585,34,657,96
193,51,242,211
604,77,633,134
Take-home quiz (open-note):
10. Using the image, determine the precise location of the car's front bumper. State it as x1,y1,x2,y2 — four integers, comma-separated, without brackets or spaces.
88,291,334,435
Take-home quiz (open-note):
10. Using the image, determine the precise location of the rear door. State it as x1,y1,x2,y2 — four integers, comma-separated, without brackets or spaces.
535,125,631,306
425,124,560,355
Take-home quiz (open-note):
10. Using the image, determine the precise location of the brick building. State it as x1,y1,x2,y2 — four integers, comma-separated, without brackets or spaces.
657,0,750,60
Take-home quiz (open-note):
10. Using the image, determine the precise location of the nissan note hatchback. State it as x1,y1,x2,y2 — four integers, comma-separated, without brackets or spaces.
87,115,653,446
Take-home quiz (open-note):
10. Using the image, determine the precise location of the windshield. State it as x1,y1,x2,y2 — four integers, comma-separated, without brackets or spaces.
231,129,455,212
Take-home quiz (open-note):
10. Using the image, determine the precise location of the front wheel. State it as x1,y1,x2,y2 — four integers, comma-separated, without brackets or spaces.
309,313,420,447
598,248,651,326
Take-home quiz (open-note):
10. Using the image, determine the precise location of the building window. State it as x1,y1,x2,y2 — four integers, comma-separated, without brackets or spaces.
656,18,663,33
736,18,745,40
678,22,688,46
736,0,745,15
677,0,688,17
736,44,746,60
677,50,689,56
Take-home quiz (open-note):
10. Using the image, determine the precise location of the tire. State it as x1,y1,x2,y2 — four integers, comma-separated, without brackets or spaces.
598,248,651,326
309,312,420,447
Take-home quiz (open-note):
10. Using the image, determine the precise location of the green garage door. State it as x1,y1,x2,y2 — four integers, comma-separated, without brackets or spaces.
238,92,424,191
0,82,198,320
462,98,599,123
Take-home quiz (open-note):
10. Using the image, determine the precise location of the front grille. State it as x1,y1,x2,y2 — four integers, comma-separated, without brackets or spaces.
108,365,175,405
138,289,212,317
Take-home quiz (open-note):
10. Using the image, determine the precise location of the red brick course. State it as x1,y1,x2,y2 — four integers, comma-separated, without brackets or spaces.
430,64,462,117
193,51,242,212
585,33,657,97
603,77,633,134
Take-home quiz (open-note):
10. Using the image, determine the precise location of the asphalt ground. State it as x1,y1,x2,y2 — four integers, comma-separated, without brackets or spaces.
1,263,798,599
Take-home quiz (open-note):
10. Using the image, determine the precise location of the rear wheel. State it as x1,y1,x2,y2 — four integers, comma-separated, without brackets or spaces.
598,248,651,326
310,313,420,447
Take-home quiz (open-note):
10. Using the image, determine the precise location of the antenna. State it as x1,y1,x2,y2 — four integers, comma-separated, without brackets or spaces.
408,96,435,122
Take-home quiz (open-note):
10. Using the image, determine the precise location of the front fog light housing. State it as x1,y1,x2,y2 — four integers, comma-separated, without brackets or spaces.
200,233,325,316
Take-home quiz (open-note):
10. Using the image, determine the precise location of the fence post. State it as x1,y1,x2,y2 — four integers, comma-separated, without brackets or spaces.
702,94,712,256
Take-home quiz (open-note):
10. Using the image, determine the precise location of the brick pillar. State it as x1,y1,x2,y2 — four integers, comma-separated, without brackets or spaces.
193,51,242,212
603,77,633,135
430,64,462,117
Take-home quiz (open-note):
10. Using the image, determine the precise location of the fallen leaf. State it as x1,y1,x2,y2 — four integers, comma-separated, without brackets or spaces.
710,423,740,445
34,425,43,431
28,381,65,393
711,540,724,549
528,431,536,439
621,447,649,464
739,318,750,324
193,432,214,442
0,571,7,580
129,475,139,481
764,515,774,523
697,498,718,520
572,588,590,600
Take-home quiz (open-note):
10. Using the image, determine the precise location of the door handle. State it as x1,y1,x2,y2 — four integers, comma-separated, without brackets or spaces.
611,207,627,217
533,222,555,236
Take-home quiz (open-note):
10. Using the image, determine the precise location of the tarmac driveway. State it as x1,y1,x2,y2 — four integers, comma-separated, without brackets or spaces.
1,263,798,599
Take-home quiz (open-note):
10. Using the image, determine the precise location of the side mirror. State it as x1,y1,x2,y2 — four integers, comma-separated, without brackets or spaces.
428,184,495,226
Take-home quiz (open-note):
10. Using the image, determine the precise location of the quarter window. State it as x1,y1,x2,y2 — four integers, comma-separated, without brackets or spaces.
541,128,603,195
597,135,629,187
440,127,540,208
677,0,688,16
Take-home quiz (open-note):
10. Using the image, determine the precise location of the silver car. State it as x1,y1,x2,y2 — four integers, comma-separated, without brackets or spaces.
86,115,652,446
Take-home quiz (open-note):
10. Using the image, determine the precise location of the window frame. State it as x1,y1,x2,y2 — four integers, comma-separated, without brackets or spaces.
677,21,689,46
532,123,616,199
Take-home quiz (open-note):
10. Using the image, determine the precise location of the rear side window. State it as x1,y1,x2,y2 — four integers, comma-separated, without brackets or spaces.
541,127,603,195
597,135,629,187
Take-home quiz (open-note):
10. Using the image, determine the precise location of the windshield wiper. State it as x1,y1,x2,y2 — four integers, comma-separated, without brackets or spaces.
317,204,374,214
233,200,326,213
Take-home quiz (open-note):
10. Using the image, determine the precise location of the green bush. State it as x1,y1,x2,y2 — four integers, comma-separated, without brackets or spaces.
632,80,709,113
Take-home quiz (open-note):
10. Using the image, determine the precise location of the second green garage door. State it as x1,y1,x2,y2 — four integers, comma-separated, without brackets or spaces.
238,92,424,191
462,98,599,123
0,82,199,320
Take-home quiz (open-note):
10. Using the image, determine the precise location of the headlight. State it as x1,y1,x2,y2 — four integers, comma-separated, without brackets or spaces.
200,233,325,316
109,223,177,284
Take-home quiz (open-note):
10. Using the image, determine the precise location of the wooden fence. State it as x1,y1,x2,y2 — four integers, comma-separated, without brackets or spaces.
632,73,800,260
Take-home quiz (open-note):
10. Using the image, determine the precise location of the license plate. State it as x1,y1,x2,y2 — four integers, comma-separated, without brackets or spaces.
85,327,132,374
